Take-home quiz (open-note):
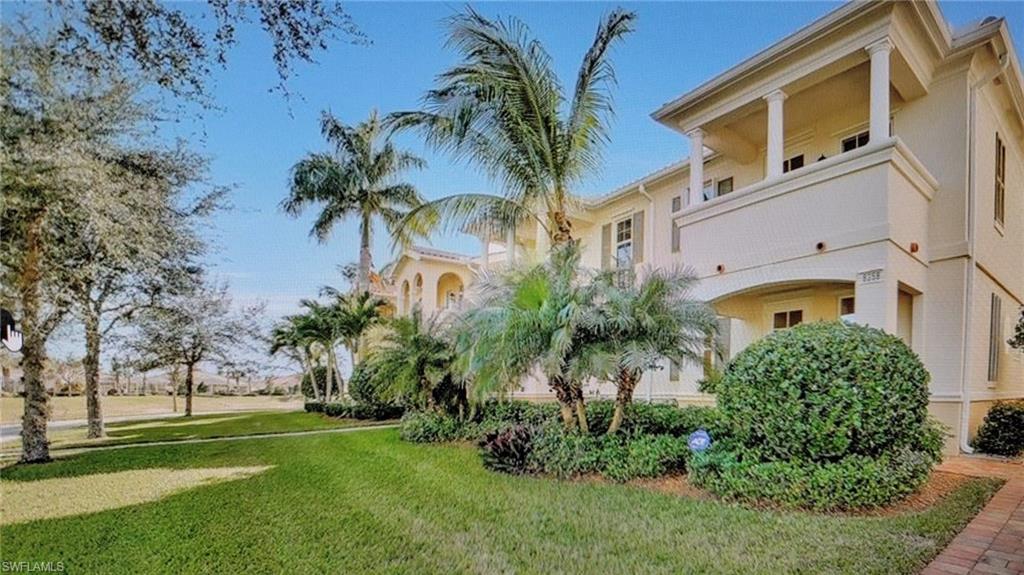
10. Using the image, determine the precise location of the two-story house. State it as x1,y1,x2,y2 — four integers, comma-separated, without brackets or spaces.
386,0,1023,454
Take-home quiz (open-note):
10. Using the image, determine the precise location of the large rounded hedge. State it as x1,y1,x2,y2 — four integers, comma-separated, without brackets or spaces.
717,321,933,462
691,321,945,510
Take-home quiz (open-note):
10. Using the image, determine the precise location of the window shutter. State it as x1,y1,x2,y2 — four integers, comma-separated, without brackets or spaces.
988,294,1002,382
601,223,612,270
632,211,644,264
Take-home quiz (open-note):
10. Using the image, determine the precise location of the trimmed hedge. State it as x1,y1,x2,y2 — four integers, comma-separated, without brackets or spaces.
304,401,404,421
691,322,944,510
717,321,933,461
972,400,1024,457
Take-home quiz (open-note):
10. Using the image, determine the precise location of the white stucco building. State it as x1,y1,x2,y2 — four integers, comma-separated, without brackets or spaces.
384,0,1024,453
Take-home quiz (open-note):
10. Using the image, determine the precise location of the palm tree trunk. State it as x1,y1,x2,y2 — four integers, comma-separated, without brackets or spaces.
573,381,589,434
323,345,335,402
185,363,195,417
19,212,50,464
550,209,574,246
551,377,576,430
357,215,372,293
303,351,320,402
83,303,104,438
608,369,639,434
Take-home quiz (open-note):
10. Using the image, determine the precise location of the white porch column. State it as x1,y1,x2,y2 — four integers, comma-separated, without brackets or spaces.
854,269,899,335
479,229,490,270
867,38,893,144
764,89,787,178
687,128,705,207
505,225,516,264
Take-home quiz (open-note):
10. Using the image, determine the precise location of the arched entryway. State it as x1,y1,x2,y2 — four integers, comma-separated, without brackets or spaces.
436,272,465,310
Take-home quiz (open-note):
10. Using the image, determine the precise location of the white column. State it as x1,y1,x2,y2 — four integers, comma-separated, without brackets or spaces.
867,38,892,144
479,230,490,270
687,128,705,207
764,89,787,178
505,225,516,264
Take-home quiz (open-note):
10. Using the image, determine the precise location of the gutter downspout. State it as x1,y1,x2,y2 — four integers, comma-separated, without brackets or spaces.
959,52,1009,454
638,183,655,403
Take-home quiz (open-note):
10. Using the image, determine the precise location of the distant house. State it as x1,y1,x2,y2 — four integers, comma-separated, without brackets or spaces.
380,1,1024,454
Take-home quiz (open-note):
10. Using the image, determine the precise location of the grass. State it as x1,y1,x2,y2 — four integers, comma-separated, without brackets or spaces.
0,428,1001,574
0,395,306,424
2,411,382,454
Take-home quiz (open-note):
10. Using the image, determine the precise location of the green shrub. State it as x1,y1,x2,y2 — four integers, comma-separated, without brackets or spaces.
718,321,934,462
399,411,478,443
689,444,934,511
603,434,689,482
526,424,608,478
349,364,384,406
583,400,725,438
479,425,534,474
694,322,943,510
972,400,1024,457
304,400,404,421
301,365,341,400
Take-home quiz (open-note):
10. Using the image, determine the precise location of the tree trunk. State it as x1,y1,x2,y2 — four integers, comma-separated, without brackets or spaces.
323,345,334,402
551,377,576,430
83,305,104,438
550,210,574,246
185,363,194,417
302,352,319,402
19,213,50,464
171,365,179,412
573,381,589,435
357,215,372,293
608,369,639,434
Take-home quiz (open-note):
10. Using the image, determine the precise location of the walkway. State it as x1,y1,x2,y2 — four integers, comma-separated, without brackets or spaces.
924,455,1024,575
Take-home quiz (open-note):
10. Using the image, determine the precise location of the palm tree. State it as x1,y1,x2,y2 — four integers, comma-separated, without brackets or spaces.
363,308,465,414
322,288,386,375
582,267,718,434
283,110,426,292
297,300,342,401
454,242,594,431
269,317,321,401
389,8,636,248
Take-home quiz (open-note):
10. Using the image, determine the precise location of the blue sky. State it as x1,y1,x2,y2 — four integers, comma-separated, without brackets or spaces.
38,2,1024,322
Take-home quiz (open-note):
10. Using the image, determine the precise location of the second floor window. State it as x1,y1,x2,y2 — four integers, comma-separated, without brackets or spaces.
615,217,633,268
783,154,804,173
717,177,734,196
995,133,1006,226
841,130,870,153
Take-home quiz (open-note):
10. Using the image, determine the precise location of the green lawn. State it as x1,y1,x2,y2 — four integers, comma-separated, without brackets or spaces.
2,411,385,455
0,428,1000,574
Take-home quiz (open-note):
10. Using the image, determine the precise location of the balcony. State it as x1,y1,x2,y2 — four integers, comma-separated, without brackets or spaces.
674,137,937,278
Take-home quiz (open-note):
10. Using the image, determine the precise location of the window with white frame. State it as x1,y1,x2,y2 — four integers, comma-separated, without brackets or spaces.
615,217,633,269
841,130,870,153
772,309,804,331
839,296,856,324
701,180,715,202
671,195,682,212
988,293,1003,383
995,133,1006,226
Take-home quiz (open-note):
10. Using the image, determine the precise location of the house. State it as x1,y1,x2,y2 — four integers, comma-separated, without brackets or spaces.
385,0,1024,454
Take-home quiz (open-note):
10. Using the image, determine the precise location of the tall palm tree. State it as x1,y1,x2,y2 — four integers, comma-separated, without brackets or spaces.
322,288,385,370
454,242,594,431
389,8,636,247
582,267,718,434
283,110,426,292
297,300,342,401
